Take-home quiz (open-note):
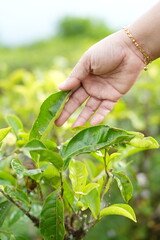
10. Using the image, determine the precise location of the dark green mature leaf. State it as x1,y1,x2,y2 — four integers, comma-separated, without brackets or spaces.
40,191,65,240
0,127,12,142
25,139,63,169
11,159,42,179
5,186,30,207
6,115,23,137
61,125,135,164
15,236,28,240
0,201,12,227
100,204,137,222
29,91,69,141
114,172,133,203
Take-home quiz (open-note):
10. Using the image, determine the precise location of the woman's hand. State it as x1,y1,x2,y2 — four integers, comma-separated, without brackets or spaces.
55,30,144,127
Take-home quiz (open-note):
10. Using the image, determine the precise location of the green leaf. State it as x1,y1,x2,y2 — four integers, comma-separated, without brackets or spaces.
40,191,65,240
15,236,27,240
130,136,159,149
113,136,159,163
5,186,30,207
82,183,99,195
104,176,113,195
6,115,23,137
69,160,88,195
61,125,135,165
8,208,23,226
25,139,63,169
100,204,137,222
29,91,69,141
11,159,42,179
0,232,16,240
0,127,12,142
42,164,60,189
0,172,16,186
84,189,100,219
63,182,75,209
0,201,12,227
114,172,133,203
11,159,24,178
24,139,46,151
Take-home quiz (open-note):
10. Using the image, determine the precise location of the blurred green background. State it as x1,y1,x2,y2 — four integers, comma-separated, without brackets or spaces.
0,11,160,240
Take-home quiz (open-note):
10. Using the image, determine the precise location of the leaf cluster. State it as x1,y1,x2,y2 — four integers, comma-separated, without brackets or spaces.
0,91,159,240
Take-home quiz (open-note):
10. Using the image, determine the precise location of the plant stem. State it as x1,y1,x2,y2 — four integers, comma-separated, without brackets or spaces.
60,171,64,198
100,149,109,199
0,188,39,227
37,183,44,201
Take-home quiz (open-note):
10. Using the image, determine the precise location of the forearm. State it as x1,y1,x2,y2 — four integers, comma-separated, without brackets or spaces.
128,1,160,61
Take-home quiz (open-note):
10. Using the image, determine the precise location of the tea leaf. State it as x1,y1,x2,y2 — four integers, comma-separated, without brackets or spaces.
25,139,63,169
100,204,137,222
29,91,69,141
61,125,135,165
6,115,23,137
0,201,12,227
40,191,65,240
69,160,88,195
114,172,133,202
0,127,12,142
84,189,100,219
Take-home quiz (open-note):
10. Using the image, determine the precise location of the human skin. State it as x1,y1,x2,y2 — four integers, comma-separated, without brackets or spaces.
55,1,160,127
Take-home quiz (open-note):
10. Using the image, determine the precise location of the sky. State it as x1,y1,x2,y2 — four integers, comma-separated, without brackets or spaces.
0,0,158,47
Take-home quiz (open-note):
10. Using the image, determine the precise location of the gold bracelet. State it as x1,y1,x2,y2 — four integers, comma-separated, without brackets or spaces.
123,27,152,71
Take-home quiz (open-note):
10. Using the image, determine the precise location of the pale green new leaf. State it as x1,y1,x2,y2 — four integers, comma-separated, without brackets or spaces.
100,204,137,222
29,91,69,141
6,115,23,137
0,127,12,142
82,183,99,195
114,135,159,162
63,182,75,209
114,172,133,203
130,136,159,149
84,189,100,219
69,160,88,194
40,191,65,240
0,201,12,227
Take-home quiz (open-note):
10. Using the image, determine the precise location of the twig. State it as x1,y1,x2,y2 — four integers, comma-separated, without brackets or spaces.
0,188,39,227
100,149,110,201
37,184,44,201
60,171,64,198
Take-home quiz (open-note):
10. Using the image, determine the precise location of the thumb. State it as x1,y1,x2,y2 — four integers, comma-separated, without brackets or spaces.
59,53,90,91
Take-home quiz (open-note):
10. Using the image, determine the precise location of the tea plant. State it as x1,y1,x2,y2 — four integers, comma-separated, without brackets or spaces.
0,91,159,240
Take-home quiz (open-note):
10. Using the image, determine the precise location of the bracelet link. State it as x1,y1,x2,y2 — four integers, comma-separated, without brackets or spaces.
123,27,152,71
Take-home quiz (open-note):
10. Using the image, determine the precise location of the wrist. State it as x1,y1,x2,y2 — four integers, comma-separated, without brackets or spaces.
119,29,145,68
127,2,160,61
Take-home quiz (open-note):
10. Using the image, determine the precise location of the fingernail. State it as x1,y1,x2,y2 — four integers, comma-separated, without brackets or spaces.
59,81,66,89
